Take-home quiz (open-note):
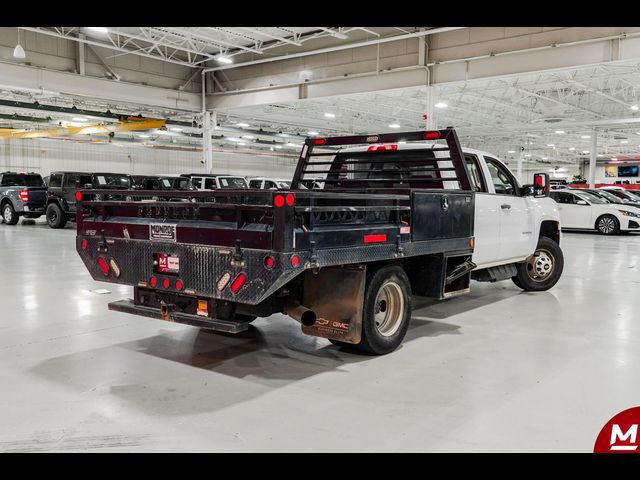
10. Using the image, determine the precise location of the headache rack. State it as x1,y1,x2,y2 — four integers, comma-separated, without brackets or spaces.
291,128,472,192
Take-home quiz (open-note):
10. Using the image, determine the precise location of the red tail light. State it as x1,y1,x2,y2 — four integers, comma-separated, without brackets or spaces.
423,131,441,140
75,191,83,202
264,256,275,269
313,138,327,145
149,276,157,287
285,193,295,206
18,190,29,203
230,273,247,294
274,194,285,208
175,280,184,291
162,278,170,289
81,239,88,249
364,234,387,244
97,257,110,277
291,255,300,268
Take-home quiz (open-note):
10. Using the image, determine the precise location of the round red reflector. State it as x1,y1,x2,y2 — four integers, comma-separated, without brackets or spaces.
149,277,157,287
264,256,275,269
423,131,441,140
291,255,300,268
274,194,285,207
97,257,110,277
285,193,295,206
75,191,83,202
162,278,170,289
81,239,88,250
175,280,184,291
313,138,327,145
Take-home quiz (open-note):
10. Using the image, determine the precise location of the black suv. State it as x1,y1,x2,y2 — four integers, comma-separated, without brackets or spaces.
46,172,133,228
0,172,47,225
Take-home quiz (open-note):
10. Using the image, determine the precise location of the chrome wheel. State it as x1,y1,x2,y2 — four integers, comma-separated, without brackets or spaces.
3,206,12,223
526,248,555,282
598,217,616,234
374,281,404,337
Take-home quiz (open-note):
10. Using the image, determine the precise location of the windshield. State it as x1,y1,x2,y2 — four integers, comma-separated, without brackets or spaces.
93,174,131,189
218,177,248,188
1,173,44,187
576,191,608,204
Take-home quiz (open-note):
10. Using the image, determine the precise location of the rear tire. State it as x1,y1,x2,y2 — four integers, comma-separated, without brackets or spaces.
353,265,412,355
512,237,564,292
2,203,18,225
46,203,67,229
595,214,619,235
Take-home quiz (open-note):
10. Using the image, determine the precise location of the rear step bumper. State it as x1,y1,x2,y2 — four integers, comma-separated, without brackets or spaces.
108,299,249,333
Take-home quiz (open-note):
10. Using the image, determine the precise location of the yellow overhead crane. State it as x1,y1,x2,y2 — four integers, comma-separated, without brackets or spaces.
0,116,166,140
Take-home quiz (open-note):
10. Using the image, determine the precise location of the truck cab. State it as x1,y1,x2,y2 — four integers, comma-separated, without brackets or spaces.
0,171,47,225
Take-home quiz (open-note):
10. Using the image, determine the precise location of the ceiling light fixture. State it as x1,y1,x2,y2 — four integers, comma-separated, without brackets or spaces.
582,150,590,154
307,131,319,136
235,122,250,128
555,130,565,134
621,140,629,144
631,105,639,111
507,150,516,154
547,144,554,147
611,157,619,161
581,135,591,139
569,147,576,151
524,154,531,157
274,145,283,149
242,135,255,139
324,112,336,118
541,156,548,160
170,127,183,132
87,27,109,34
215,55,233,64
138,134,150,138
72,117,88,122
388,123,401,129
434,102,448,109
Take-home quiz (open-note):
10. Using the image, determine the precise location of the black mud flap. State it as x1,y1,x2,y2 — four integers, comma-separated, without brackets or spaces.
301,266,365,344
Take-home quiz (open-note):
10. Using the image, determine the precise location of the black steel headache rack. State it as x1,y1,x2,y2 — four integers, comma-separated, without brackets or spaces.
291,128,473,192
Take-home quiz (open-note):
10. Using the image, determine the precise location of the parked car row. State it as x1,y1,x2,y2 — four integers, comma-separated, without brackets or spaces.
1,170,302,229
549,186,640,235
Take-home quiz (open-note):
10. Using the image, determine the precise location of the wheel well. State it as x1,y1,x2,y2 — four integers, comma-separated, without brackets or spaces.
0,198,12,209
539,220,560,245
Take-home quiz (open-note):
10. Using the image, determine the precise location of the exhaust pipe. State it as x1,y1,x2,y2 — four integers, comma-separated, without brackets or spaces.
284,303,317,327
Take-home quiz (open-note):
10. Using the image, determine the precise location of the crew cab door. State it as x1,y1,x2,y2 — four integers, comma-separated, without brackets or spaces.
482,156,534,263
464,154,501,267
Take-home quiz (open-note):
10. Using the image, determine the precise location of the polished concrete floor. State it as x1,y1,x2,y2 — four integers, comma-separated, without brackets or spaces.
0,220,639,452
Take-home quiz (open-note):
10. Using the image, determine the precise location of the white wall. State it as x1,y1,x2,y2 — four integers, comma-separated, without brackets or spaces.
0,138,298,179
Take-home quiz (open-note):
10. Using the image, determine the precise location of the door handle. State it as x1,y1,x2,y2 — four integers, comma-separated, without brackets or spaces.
501,204,511,209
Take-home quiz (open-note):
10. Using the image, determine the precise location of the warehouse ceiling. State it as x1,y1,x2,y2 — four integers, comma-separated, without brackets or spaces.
4,27,640,168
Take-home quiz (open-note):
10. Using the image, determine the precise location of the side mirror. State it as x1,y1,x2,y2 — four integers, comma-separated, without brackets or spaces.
532,173,550,197
576,200,588,206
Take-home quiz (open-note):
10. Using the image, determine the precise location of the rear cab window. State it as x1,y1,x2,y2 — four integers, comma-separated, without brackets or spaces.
1,174,44,187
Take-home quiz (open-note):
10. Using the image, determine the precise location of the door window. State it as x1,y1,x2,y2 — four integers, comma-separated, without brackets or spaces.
264,180,277,190
192,178,202,189
48,174,63,188
249,179,262,188
204,178,216,190
550,192,575,204
464,154,486,192
485,157,518,195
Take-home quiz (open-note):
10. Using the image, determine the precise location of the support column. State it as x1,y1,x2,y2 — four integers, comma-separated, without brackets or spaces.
77,33,85,76
589,127,597,188
517,156,523,183
202,111,213,174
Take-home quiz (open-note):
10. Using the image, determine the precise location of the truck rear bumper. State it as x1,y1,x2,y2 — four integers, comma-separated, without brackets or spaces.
108,299,249,333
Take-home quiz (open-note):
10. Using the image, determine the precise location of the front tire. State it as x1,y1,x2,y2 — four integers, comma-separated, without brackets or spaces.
354,265,412,355
46,203,67,229
596,214,619,235
2,203,18,225
512,237,564,291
